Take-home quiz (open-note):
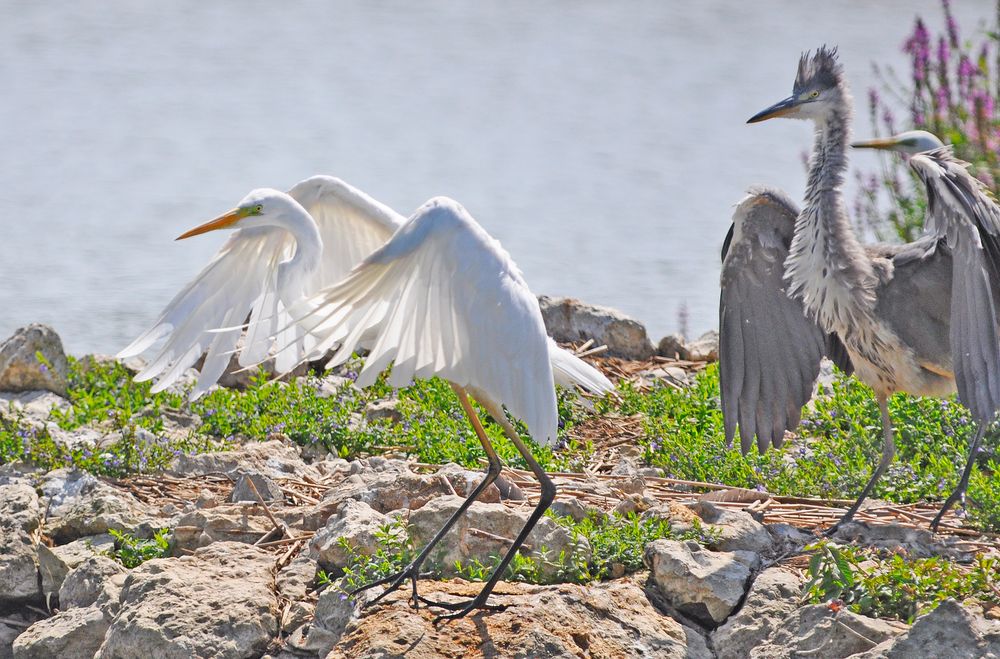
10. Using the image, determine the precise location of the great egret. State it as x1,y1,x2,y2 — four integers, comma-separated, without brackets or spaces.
120,179,612,619
722,47,1000,532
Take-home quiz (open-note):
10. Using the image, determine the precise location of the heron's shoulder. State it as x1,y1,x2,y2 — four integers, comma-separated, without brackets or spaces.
733,186,799,233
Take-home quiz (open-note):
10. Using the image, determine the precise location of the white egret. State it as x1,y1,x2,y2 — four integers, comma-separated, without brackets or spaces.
120,178,613,619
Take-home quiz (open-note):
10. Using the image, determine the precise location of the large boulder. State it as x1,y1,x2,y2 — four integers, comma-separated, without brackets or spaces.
310,500,398,571
59,555,128,611
644,539,751,625
862,599,1000,658
12,606,109,659
537,295,654,360
0,324,69,396
750,604,906,658
39,470,152,543
0,526,40,605
0,484,41,533
96,542,279,659
328,578,710,658
37,533,115,598
712,567,804,659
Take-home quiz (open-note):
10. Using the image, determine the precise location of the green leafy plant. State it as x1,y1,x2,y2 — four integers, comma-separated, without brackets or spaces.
105,528,171,568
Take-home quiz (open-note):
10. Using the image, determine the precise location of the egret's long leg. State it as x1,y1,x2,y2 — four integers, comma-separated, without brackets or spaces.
433,410,556,623
351,384,502,609
827,394,895,536
931,422,987,532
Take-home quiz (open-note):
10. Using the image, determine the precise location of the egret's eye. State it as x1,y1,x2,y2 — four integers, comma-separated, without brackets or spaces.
253,204,263,214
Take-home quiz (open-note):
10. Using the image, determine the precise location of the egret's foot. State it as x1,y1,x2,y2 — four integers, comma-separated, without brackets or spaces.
431,594,508,623
350,563,434,610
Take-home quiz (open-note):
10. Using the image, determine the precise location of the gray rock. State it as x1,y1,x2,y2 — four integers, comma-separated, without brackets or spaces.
644,539,750,625
2,613,42,659
0,391,69,421
688,500,774,555
751,604,907,659
364,399,403,425
407,495,589,581
299,588,358,656
862,599,1000,658
686,330,719,362
228,472,284,503
37,533,115,597
0,526,40,604
12,606,109,659
310,500,397,571
713,567,804,659
0,324,69,396
276,554,317,602
436,463,500,502
0,484,40,533
537,295,655,360
167,439,307,480
39,470,151,543
172,504,274,553
59,555,127,612
657,334,692,360
831,522,973,561
96,542,279,659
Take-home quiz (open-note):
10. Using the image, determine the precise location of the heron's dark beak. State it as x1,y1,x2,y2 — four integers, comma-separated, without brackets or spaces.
850,137,900,151
747,96,799,124
176,208,243,240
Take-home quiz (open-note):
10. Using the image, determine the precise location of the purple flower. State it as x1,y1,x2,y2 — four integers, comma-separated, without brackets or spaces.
937,37,950,72
943,0,959,48
868,88,880,112
904,18,931,85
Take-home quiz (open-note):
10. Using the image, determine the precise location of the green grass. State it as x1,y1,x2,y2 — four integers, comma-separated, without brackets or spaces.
2,355,1000,530
804,540,1000,623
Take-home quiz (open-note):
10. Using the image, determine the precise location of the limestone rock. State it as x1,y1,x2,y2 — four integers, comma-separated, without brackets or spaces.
167,439,308,480
0,526,40,604
328,578,710,658
364,399,403,425
0,391,69,421
0,324,69,396
37,533,115,597
657,334,692,360
310,500,397,571
39,470,151,543
644,539,750,625
407,496,588,580
537,295,655,360
863,599,1000,658
712,567,804,659
172,504,274,553
298,588,358,656
2,612,43,659
228,472,284,503
12,606,108,659
751,604,906,658
96,542,279,659
59,555,127,611
831,522,974,561
0,483,40,533
436,463,501,503
688,500,774,555
685,330,719,362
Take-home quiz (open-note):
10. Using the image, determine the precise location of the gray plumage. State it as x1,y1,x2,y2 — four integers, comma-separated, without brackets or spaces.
728,46,1000,531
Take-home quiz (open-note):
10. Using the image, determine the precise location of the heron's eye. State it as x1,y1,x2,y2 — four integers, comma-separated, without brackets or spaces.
810,90,820,99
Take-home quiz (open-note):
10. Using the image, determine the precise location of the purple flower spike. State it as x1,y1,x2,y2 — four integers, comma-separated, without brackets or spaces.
943,0,959,49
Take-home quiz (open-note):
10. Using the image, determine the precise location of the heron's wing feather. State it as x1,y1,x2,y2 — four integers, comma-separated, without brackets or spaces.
294,198,558,445
117,226,294,398
911,147,1000,423
286,176,405,289
720,190,845,453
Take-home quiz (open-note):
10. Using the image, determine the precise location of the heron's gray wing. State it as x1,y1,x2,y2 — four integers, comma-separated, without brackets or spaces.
911,147,1000,424
720,190,851,453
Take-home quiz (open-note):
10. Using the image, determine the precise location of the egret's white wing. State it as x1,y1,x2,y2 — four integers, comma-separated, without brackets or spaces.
118,226,294,398
295,197,559,446
547,338,614,395
910,147,1000,425
287,176,404,289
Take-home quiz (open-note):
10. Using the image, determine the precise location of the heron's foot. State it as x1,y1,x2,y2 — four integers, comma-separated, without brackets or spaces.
349,562,434,610
431,593,508,624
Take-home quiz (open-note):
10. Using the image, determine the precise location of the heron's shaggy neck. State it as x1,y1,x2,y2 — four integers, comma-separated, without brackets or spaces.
785,93,877,335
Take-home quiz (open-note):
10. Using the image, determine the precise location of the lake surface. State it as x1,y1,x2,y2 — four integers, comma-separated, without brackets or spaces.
0,1,990,355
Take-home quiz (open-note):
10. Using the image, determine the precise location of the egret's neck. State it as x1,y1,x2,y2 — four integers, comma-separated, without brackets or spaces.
784,96,877,335
275,208,323,305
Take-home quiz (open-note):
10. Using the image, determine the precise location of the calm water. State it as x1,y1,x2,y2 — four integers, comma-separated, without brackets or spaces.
0,1,990,355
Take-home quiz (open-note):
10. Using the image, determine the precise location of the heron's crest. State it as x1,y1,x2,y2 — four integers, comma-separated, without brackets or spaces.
794,46,842,94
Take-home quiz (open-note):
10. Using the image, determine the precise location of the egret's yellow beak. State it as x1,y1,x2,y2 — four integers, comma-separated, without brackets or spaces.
747,96,799,124
850,137,901,151
176,208,243,240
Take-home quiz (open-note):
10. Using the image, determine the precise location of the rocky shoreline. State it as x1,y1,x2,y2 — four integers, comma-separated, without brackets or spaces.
0,300,998,658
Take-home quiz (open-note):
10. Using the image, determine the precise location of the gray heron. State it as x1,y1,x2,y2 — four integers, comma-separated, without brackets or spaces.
721,47,1000,532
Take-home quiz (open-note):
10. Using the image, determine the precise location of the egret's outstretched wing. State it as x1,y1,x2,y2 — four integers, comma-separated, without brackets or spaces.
118,226,293,397
296,197,559,446
547,338,614,395
720,188,853,453
287,176,404,286
911,146,1000,424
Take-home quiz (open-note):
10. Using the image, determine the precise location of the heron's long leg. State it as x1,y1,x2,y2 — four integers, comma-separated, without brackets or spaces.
930,422,986,532
351,384,503,609
827,394,895,535
433,410,556,623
